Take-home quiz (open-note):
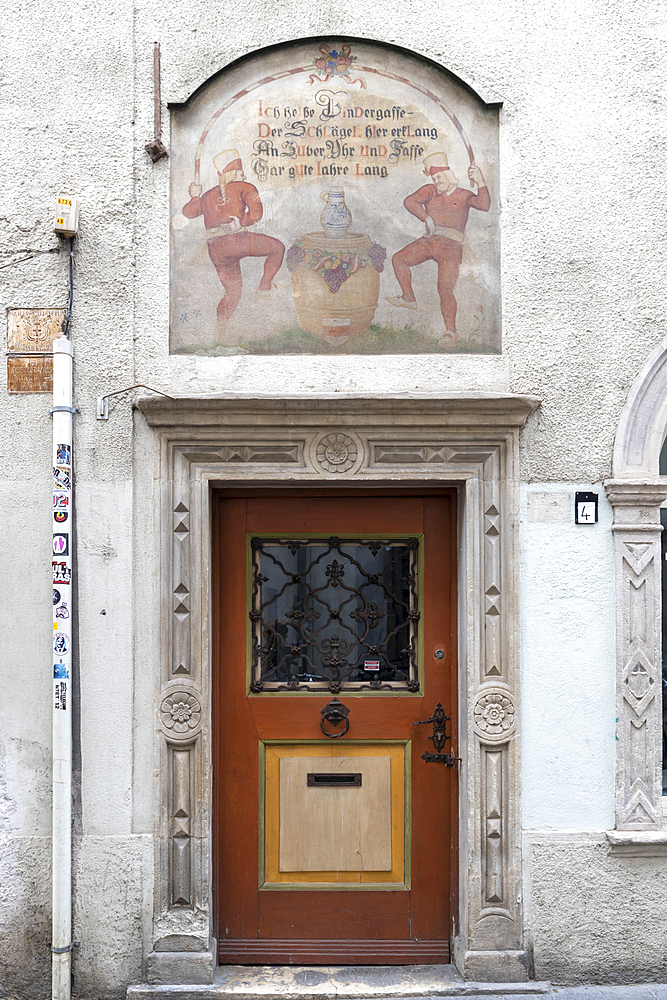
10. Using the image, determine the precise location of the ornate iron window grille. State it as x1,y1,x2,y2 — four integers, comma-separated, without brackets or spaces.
250,536,420,693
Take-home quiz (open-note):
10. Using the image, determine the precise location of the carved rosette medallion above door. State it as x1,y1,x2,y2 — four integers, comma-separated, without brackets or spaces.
138,393,539,984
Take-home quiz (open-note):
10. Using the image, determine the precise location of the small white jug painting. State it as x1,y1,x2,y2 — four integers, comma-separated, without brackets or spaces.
170,40,500,355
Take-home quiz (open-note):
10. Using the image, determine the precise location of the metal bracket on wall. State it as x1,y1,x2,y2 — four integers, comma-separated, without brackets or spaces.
96,384,175,420
50,405,80,416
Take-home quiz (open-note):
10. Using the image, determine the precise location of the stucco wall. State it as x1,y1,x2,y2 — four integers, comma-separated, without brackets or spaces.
524,836,667,985
520,484,616,832
1,0,666,996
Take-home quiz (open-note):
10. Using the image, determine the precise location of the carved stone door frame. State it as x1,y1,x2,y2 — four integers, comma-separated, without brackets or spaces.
137,393,539,985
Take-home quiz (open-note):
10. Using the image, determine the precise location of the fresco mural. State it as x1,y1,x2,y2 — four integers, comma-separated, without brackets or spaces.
170,41,500,355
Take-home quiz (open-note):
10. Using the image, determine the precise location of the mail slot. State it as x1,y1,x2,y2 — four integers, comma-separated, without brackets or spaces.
307,772,362,787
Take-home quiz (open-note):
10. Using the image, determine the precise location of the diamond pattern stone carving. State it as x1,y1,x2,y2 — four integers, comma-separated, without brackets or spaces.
606,480,667,830
625,661,653,701
372,444,452,464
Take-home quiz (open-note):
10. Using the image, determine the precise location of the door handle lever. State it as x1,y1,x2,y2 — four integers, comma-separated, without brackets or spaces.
413,702,459,766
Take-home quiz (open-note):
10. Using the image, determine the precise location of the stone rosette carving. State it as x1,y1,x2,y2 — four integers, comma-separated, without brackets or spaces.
474,688,516,741
311,431,363,475
160,691,202,738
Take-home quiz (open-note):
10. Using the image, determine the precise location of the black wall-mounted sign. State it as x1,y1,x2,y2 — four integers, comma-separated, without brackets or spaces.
575,491,598,524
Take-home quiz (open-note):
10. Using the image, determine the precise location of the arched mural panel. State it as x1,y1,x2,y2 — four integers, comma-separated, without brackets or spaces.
170,39,500,356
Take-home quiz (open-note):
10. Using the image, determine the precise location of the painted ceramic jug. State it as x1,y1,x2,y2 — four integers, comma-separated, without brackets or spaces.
319,187,352,239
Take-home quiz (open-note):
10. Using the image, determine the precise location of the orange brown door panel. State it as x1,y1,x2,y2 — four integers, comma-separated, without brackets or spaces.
213,492,457,964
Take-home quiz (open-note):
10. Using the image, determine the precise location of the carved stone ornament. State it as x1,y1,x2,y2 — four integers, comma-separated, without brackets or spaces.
625,660,653,701
160,691,202,738
312,431,363,475
137,392,540,983
605,336,667,830
474,688,516,740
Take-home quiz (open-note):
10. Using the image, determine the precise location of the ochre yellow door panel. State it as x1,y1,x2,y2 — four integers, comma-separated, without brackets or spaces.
263,743,407,885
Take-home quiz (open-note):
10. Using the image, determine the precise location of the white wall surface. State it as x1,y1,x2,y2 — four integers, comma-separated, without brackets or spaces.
520,484,615,831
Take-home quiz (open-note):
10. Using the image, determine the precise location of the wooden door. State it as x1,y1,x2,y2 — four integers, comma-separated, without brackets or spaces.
213,491,457,964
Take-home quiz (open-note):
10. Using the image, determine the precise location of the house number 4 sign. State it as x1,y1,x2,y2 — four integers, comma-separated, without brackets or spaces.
575,491,598,524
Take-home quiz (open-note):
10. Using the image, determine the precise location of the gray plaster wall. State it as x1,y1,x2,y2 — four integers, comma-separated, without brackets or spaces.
1,0,666,997
524,836,667,985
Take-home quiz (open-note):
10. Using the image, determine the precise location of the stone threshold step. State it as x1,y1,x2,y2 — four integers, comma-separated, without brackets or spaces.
127,965,551,1000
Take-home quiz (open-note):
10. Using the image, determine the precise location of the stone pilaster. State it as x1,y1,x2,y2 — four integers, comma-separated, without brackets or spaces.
605,480,667,830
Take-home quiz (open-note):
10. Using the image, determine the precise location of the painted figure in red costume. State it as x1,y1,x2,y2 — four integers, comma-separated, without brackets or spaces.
182,149,285,327
387,152,489,346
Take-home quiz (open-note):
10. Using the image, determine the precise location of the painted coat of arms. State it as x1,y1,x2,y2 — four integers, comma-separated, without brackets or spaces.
170,41,500,355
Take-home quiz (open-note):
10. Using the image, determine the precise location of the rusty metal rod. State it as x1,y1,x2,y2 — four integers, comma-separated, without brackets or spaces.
153,42,162,140
145,42,168,162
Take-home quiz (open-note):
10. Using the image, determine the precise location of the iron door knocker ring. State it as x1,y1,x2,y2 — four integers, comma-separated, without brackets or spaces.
320,697,350,738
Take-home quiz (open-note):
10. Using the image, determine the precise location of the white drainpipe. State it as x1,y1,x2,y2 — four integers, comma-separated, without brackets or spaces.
52,335,74,1000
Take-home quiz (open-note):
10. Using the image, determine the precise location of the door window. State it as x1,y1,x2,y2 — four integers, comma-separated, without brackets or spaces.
250,536,420,692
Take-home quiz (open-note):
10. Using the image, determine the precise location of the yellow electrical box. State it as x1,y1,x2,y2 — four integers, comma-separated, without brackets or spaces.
53,195,79,237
